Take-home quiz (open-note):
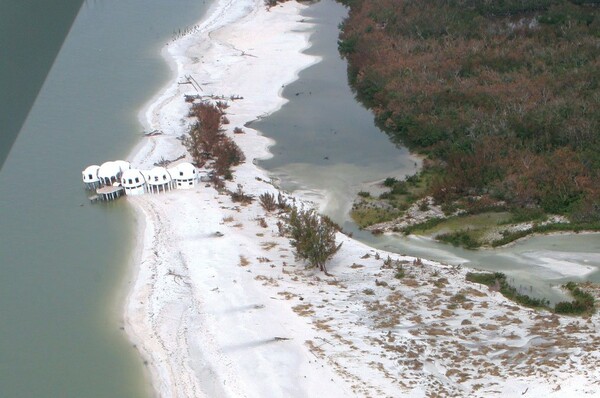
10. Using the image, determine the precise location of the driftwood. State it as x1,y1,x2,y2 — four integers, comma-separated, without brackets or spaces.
178,74,203,92
183,93,244,104
240,50,257,58
153,154,186,167
143,129,163,137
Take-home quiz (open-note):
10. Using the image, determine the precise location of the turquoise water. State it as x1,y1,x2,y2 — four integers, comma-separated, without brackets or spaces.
256,0,600,304
0,0,212,396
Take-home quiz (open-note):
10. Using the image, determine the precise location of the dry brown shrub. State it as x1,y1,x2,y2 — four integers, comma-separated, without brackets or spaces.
277,192,289,210
293,304,315,316
239,255,250,266
210,173,225,190
230,185,254,204
326,279,347,288
258,192,277,212
463,287,487,297
480,323,499,331
402,278,420,287
254,274,278,286
274,223,288,240
314,320,332,332
277,291,296,300
440,309,455,318
214,137,245,176
305,339,323,355
260,241,278,251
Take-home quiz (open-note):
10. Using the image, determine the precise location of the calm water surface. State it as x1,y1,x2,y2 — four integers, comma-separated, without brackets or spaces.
255,0,420,223
256,0,600,304
0,0,212,396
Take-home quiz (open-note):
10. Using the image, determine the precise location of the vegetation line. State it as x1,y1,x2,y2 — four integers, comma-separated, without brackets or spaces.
466,272,596,315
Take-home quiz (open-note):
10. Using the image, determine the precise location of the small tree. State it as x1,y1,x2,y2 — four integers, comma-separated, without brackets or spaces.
259,192,277,212
286,206,342,275
277,192,290,211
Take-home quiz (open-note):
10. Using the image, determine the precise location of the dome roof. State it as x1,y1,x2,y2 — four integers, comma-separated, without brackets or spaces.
114,160,131,173
98,161,121,179
146,167,172,185
82,165,100,182
121,169,146,187
170,162,196,179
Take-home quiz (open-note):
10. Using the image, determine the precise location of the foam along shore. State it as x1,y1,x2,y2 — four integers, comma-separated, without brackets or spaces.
123,0,600,397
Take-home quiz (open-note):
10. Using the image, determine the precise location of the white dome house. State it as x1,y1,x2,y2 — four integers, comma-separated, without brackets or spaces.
170,162,197,189
121,169,146,196
145,167,173,194
114,160,131,174
98,161,121,186
82,165,101,190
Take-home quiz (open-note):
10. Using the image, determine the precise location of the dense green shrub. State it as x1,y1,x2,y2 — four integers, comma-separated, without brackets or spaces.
437,231,481,249
466,272,550,308
466,272,597,314
504,207,547,224
401,217,445,235
554,282,595,315
285,206,343,274
466,272,506,286
351,207,400,228
383,177,398,187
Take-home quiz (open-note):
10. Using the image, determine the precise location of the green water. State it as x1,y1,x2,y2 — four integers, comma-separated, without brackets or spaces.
0,0,212,396
255,0,600,304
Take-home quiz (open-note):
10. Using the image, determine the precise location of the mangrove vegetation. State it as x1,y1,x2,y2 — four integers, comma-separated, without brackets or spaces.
338,0,600,246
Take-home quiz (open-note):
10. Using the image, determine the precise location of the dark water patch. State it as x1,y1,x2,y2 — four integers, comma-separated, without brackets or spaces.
0,0,85,169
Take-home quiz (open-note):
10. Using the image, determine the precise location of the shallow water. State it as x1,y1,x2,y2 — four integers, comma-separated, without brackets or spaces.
0,0,212,396
254,0,421,223
355,229,600,302
255,0,600,304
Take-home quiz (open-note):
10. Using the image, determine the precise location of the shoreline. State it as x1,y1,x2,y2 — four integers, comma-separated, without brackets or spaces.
122,0,600,396
123,1,344,396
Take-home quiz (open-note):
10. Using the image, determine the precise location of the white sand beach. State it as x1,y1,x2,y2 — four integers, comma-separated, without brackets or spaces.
123,0,600,396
